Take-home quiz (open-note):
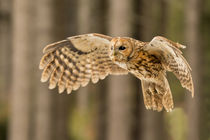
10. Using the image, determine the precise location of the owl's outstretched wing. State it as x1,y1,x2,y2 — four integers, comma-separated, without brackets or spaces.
39,33,128,94
144,36,194,97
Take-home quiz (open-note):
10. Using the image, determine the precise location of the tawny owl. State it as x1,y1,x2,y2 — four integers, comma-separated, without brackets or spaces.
39,33,194,112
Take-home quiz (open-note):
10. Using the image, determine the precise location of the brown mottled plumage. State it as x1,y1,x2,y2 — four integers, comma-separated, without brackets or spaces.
39,33,194,112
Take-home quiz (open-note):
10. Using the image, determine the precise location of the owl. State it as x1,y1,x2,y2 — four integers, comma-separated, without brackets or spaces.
39,33,194,112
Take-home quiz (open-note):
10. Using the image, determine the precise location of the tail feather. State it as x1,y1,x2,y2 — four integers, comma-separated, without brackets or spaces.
141,75,174,112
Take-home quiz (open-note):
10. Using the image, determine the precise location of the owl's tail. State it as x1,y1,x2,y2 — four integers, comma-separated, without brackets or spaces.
141,75,174,112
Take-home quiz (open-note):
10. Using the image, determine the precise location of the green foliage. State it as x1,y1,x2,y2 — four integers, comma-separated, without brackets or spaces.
166,0,185,42
165,108,187,140
68,97,98,140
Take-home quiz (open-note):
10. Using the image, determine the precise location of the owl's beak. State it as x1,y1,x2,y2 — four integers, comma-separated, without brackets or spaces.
113,50,119,56
113,51,117,56
109,51,115,61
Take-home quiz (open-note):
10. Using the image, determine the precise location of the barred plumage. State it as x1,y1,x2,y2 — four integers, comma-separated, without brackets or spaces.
39,34,128,94
39,33,194,112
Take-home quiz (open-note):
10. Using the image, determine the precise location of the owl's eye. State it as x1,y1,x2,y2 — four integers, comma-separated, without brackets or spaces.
119,46,126,50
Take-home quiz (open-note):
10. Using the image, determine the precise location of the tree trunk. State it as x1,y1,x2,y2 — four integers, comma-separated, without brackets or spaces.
106,0,135,140
33,0,55,140
0,0,12,101
8,0,36,140
185,0,201,139
0,0,12,139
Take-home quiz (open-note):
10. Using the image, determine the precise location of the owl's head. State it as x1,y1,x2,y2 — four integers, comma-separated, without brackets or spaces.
109,37,134,64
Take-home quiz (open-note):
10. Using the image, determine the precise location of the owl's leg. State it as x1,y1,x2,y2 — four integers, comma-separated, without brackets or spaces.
141,76,174,112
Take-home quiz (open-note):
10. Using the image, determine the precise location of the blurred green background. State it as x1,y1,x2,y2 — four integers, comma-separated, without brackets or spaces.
0,0,209,140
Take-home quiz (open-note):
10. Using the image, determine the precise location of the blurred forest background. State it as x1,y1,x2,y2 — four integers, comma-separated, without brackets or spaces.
0,0,209,140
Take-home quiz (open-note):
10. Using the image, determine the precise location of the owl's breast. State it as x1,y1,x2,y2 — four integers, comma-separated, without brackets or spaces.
127,51,164,79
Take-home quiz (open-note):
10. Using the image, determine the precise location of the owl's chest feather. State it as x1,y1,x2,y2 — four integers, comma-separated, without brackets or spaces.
128,51,163,79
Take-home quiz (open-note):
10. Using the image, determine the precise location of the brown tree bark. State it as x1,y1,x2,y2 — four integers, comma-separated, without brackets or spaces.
8,0,36,140
106,0,135,140
33,0,55,140
185,0,201,139
0,0,12,139
0,0,12,101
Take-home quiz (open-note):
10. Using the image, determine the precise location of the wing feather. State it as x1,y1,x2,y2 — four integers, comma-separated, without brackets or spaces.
145,36,194,97
39,33,128,94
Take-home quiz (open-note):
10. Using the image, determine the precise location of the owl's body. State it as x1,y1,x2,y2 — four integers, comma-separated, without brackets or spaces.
39,33,194,112
124,43,163,79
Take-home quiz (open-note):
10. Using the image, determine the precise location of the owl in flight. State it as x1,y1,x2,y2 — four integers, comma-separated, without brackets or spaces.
39,33,194,112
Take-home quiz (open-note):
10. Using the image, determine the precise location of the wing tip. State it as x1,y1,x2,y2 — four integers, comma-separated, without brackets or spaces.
179,44,186,49
49,83,56,89
67,88,72,94
166,108,173,112
189,76,194,98
91,33,112,41
39,63,44,69
40,77,47,83
191,85,194,98
185,82,194,98
43,40,69,54
153,36,186,50
58,87,65,94
43,44,52,53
